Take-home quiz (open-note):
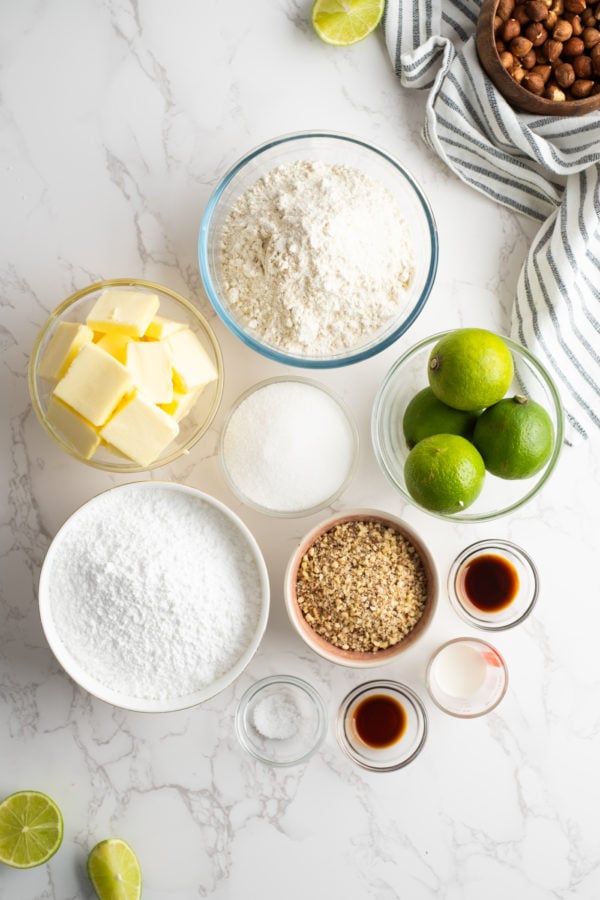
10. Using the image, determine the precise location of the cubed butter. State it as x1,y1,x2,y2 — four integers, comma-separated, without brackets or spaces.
53,343,133,426
100,390,179,467
45,396,100,459
145,315,187,340
159,386,202,422
86,289,160,338
38,322,94,381
96,331,132,364
126,340,173,405
167,329,218,392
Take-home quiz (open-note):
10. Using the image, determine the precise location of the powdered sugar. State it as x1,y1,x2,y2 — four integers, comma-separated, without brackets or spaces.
45,484,265,701
219,159,414,355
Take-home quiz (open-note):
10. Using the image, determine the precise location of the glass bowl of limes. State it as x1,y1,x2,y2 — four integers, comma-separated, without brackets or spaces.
372,329,564,522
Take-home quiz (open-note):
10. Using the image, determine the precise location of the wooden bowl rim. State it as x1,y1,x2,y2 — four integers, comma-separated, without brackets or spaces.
476,0,600,116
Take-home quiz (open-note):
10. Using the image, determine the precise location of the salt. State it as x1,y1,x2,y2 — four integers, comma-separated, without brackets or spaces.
252,693,300,741
45,484,264,700
222,380,355,513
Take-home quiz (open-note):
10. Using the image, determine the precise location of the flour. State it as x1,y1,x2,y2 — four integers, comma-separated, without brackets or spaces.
46,485,264,700
219,160,415,355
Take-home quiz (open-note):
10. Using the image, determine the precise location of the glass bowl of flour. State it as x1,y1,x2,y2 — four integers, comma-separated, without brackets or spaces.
38,483,270,712
198,132,438,368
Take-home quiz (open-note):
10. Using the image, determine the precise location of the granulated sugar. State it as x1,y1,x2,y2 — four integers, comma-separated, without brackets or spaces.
222,380,356,513
219,159,415,356
46,485,264,700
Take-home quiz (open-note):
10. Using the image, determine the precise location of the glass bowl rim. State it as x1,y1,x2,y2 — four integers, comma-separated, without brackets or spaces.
38,481,270,713
198,129,439,369
448,538,540,631
235,673,327,767
219,374,359,517
336,679,428,772
28,277,224,473
371,329,565,523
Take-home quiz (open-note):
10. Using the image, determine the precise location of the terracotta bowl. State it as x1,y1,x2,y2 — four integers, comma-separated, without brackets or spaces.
283,510,438,668
476,0,600,116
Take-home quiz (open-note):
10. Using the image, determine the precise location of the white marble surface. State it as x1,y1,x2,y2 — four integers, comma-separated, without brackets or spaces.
2,2,600,898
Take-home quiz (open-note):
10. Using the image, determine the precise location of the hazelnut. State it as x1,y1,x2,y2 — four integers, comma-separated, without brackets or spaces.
496,38,507,53
554,60,577,83
582,25,600,46
564,0,586,12
544,83,567,98
565,12,584,33
573,52,594,75
544,37,565,60
546,9,559,25
532,62,553,80
510,62,527,80
570,77,595,95
591,40,600,57
494,14,505,32
522,47,538,64
503,17,522,39
500,49,516,67
594,53,600,73
526,20,549,42
497,0,516,20
552,18,573,39
526,0,550,18
514,5,532,23
522,71,546,91
581,7,597,25
511,34,535,53
563,34,586,52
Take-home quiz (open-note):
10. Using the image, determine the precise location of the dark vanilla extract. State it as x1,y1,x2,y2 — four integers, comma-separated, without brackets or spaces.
353,694,407,748
462,553,519,613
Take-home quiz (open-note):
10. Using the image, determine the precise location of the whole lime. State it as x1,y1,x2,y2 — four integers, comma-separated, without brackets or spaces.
473,395,555,479
402,387,480,449
428,328,514,411
404,433,486,514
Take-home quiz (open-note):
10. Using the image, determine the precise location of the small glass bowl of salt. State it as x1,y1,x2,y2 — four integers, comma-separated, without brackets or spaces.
235,675,327,766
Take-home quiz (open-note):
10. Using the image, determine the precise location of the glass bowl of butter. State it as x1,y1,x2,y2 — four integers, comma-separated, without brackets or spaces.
28,279,224,471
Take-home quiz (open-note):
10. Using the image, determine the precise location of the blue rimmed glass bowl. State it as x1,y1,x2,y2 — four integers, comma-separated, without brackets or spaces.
198,132,438,368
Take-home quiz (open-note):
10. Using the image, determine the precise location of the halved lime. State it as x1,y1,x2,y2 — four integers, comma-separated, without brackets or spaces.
87,838,142,900
311,0,385,46
0,790,64,868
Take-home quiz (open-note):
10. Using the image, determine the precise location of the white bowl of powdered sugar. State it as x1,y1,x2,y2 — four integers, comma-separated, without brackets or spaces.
198,131,438,368
38,482,270,712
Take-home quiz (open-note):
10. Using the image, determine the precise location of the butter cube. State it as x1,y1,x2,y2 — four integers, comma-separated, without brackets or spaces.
38,322,94,381
145,315,186,340
46,396,100,459
53,343,133,426
96,332,132,364
159,386,202,422
87,289,160,338
126,340,173,405
100,391,179,466
167,329,218,393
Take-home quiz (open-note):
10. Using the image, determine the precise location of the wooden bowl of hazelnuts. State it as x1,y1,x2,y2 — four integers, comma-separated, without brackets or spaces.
476,0,600,114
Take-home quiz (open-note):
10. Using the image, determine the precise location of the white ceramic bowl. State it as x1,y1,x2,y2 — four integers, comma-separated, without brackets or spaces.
199,131,438,368
39,482,270,712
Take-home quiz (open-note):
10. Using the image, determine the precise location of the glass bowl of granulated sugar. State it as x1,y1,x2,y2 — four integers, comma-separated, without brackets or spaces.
198,132,438,368
38,482,270,712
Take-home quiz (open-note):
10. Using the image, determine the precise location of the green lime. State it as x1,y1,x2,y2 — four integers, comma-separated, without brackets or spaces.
473,395,555,479
0,791,63,869
402,387,480,450
311,0,384,46
87,838,142,900
404,433,486,514
428,328,514,411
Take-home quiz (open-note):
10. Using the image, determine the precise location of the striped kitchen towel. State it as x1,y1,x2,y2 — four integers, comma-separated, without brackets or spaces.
384,0,600,441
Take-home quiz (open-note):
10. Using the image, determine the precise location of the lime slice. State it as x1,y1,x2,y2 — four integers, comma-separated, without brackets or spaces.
311,0,385,46
0,790,64,868
87,838,142,900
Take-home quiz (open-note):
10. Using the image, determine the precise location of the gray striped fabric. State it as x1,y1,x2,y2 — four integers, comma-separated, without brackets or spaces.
384,0,600,441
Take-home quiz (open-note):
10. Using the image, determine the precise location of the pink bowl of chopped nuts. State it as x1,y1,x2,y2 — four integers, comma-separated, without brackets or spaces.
283,510,438,668
476,0,600,115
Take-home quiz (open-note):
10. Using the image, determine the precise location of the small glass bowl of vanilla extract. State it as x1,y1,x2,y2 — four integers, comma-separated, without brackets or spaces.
336,681,428,772
448,539,539,631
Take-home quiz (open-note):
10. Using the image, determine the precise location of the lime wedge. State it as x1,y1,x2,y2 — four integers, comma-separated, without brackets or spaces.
0,790,64,868
87,838,142,900
311,0,385,46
